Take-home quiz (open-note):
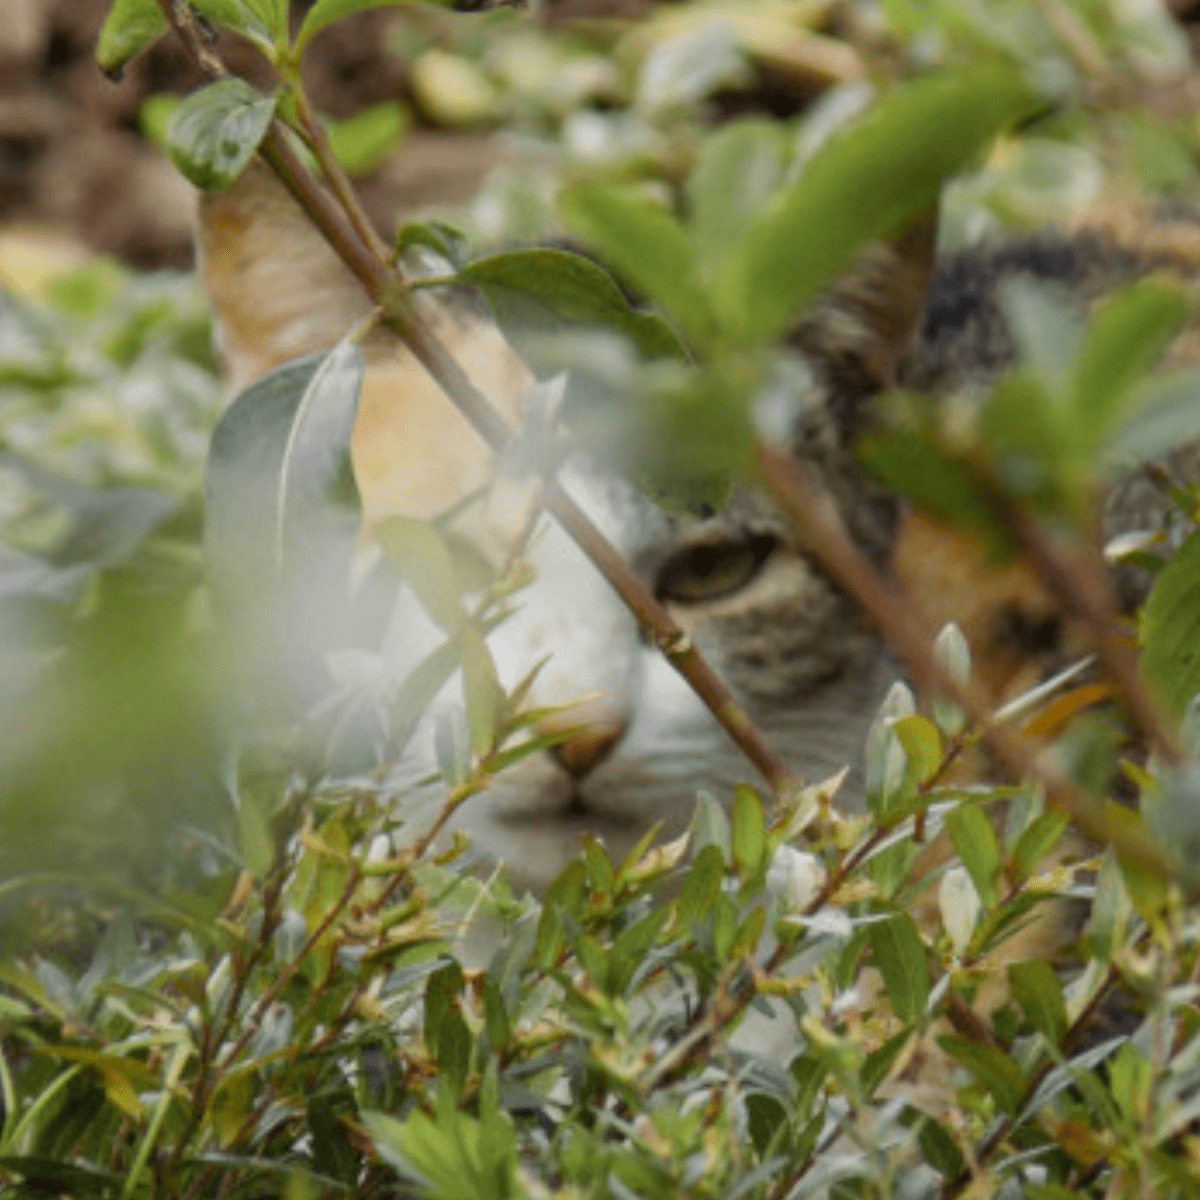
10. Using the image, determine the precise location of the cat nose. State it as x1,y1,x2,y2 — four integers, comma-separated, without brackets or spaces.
546,716,627,779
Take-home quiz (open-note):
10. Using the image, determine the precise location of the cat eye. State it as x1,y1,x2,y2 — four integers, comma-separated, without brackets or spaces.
656,534,778,605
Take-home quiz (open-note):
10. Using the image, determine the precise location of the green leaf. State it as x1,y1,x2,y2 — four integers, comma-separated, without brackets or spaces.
862,1027,912,1092
916,1113,964,1180
240,0,289,41
867,912,930,1024
692,792,732,863
938,1036,1027,1114
424,963,471,1090
728,62,1039,339
459,248,687,375
1069,276,1189,446
559,185,709,339
326,102,409,177
1103,367,1200,474
731,784,766,879
396,220,468,270
96,0,168,75
1142,525,1200,717
1012,807,1069,881
296,0,449,55
460,624,503,758
977,370,1064,486
858,430,1010,554
609,907,670,994
235,786,274,880
192,0,275,46
745,1093,787,1157
205,344,363,598
686,118,784,285
892,714,943,787
945,802,1002,907
389,637,464,759
1007,959,1068,1045
677,844,726,926
575,364,753,512
375,517,465,632
166,78,278,191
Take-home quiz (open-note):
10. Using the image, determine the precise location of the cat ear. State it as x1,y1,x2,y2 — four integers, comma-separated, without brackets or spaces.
790,207,938,436
196,161,375,395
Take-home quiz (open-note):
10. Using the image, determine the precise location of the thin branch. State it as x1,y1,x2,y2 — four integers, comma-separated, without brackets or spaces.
153,4,797,798
756,443,1179,885
992,493,1184,767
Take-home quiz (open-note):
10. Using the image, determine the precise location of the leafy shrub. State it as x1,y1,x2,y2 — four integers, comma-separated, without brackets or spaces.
2,2,1200,1198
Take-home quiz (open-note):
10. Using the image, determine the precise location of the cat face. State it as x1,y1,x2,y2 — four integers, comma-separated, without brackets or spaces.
382,439,894,891
199,166,921,892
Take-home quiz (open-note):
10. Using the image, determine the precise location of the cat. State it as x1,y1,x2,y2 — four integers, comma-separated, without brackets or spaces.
198,162,1197,894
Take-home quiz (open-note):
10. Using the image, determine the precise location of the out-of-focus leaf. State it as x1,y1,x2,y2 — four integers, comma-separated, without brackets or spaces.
1069,277,1189,446
0,1157,123,1197
326,102,409,176
375,517,464,632
727,62,1038,338
862,1027,912,1092
916,1114,964,1181
945,803,1001,907
1008,959,1067,1044
54,487,178,569
396,220,468,270
1012,807,1069,881
892,714,942,786
460,248,687,374
1142,526,1200,718
1022,682,1113,738
574,364,753,512
206,344,362,595
461,623,503,758
637,16,747,113
560,186,709,339
997,275,1084,396
867,912,929,1024
858,430,1010,553
234,786,274,881
167,78,279,191
686,119,784,284
410,50,500,128
96,0,167,76
1104,367,1200,473
938,1036,1026,1114
192,0,277,46
296,0,449,53
731,785,766,878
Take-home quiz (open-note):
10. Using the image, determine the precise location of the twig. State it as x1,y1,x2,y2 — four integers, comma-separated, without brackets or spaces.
756,444,1179,885
991,494,1183,767
151,1,797,799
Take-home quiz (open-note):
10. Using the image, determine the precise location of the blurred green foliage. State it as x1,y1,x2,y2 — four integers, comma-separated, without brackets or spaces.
4,1,1200,1198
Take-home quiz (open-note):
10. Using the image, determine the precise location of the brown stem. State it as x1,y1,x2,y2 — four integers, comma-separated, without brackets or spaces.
221,866,362,1067
290,91,390,263
149,6,797,798
993,495,1183,767
757,444,1179,884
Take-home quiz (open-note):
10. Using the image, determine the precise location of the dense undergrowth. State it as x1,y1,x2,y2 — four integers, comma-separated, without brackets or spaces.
3,1,1200,1197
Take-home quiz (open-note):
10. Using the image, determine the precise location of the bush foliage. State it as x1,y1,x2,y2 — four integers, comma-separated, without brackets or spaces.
4,1,1200,1197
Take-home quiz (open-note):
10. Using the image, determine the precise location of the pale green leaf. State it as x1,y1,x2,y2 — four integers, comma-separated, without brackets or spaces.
166,78,279,191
